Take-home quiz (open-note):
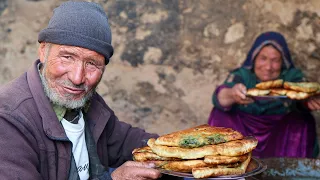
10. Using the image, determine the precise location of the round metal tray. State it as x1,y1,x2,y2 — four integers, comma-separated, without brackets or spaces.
247,95,288,101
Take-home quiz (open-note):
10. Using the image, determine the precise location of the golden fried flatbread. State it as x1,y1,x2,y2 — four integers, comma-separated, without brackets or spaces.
213,137,257,156
148,137,258,159
284,82,319,93
256,79,283,89
217,162,242,168
132,146,182,161
132,146,181,161
204,154,249,165
133,152,180,161
192,153,252,178
268,92,282,96
132,146,153,154
155,124,243,148
150,160,241,173
192,165,244,178
246,88,270,96
270,88,288,96
152,160,210,173
286,90,312,100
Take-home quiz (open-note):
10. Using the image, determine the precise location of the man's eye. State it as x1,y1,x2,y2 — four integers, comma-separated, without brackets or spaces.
86,61,99,70
62,56,72,59
87,61,96,66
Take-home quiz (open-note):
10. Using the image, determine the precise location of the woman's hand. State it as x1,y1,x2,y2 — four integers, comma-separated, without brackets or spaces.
111,161,162,180
305,95,320,111
231,83,254,105
217,83,254,107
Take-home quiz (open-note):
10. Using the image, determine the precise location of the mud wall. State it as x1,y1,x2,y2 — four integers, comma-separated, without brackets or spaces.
1,0,320,136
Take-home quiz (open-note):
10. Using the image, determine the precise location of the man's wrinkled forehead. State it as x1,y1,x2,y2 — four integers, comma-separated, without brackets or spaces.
48,44,105,65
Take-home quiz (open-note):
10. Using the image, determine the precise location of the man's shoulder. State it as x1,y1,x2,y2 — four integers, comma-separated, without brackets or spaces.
90,93,114,114
0,73,33,112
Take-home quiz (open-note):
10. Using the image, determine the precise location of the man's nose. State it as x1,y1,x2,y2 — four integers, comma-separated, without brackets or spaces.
69,62,85,85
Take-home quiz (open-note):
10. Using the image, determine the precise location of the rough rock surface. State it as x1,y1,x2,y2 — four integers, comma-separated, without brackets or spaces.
1,0,320,138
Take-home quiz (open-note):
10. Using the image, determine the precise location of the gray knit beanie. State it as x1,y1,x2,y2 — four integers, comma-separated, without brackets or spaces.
38,1,113,65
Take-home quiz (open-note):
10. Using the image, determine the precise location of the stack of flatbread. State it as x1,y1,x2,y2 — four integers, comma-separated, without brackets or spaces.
132,124,258,179
246,79,320,100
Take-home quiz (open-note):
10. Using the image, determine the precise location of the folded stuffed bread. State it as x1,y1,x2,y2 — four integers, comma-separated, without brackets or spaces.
204,153,249,165
150,160,210,173
133,151,180,161
155,124,243,148
246,88,270,96
269,88,288,96
148,136,258,159
286,90,312,100
255,79,283,89
192,153,252,178
149,159,244,173
284,82,319,93
133,125,258,178
133,146,249,164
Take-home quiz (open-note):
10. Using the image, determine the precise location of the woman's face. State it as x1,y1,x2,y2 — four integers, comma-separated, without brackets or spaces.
254,45,282,82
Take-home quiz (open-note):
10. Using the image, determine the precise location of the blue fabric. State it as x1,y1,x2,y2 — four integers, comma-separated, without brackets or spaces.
242,31,294,69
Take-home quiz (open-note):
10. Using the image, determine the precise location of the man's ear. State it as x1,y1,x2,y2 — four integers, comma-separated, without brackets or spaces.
38,43,46,63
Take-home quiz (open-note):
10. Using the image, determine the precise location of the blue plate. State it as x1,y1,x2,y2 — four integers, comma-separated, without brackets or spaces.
248,95,288,101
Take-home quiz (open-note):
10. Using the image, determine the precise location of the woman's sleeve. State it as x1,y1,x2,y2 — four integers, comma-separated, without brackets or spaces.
212,69,245,111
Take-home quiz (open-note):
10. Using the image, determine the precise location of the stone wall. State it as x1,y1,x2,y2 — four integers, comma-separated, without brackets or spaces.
1,0,320,136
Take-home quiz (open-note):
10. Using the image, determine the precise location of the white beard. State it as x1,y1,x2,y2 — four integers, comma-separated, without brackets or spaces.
39,63,95,109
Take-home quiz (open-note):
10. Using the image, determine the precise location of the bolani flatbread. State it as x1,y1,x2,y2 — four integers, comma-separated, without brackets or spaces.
192,153,252,178
204,153,249,165
151,160,210,173
285,90,312,100
155,124,244,148
283,82,319,93
132,146,153,154
269,88,288,96
148,136,258,159
133,151,180,161
255,79,283,89
246,88,270,96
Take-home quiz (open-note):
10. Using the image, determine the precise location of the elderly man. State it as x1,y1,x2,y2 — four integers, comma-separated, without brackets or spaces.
0,1,163,179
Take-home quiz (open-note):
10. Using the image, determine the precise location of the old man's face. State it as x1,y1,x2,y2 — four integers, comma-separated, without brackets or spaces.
38,43,105,109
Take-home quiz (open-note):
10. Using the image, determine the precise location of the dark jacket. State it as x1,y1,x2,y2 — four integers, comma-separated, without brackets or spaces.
0,60,157,179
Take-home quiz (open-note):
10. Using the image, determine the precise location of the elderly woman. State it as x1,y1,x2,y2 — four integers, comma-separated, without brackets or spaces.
208,31,318,158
